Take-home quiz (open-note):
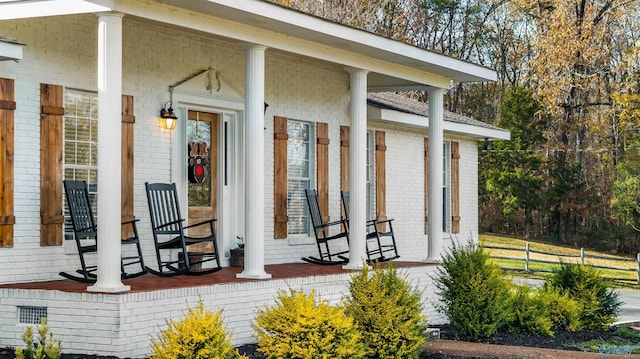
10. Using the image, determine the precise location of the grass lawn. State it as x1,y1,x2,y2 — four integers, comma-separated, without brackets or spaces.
479,234,639,284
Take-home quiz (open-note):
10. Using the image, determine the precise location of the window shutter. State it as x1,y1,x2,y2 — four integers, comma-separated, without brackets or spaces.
121,95,135,222
40,83,64,246
316,122,329,223
375,131,387,231
121,95,135,239
424,137,429,234
340,126,349,227
274,116,288,239
340,126,350,192
0,78,16,247
451,141,460,233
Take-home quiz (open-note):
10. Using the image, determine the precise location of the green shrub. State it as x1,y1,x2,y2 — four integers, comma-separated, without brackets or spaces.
502,285,581,336
253,289,365,359
546,263,621,330
503,285,554,336
434,240,511,338
344,264,427,359
150,298,246,359
535,286,582,332
15,319,61,359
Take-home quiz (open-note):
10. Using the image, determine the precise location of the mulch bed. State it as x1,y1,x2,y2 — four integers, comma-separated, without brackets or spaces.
434,323,620,351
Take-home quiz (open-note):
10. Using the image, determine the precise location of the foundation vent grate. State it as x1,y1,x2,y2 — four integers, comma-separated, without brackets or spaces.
18,306,47,325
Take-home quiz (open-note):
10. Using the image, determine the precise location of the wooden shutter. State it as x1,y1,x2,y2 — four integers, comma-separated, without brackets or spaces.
375,131,387,230
40,84,64,246
121,95,135,222
316,122,330,223
340,126,350,227
121,95,135,239
424,138,429,234
340,126,350,192
274,116,288,239
0,78,16,247
451,141,460,233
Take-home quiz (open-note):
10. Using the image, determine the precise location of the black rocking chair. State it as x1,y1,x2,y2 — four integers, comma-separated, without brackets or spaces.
341,191,399,262
145,182,222,276
302,189,350,265
60,180,146,283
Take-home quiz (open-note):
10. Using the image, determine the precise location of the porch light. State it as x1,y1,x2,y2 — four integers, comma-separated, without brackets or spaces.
160,102,177,130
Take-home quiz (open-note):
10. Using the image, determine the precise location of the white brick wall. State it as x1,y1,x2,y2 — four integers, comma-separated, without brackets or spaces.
0,265,445,358
0,14,480,283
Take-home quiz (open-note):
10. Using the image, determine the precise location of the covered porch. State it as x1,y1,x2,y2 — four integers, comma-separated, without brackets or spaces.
0,0,496,292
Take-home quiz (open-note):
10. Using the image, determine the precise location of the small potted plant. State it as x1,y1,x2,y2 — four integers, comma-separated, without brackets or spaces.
230,236,244,267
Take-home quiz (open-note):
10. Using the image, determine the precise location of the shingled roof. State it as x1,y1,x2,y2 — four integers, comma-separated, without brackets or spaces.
367,92,502,131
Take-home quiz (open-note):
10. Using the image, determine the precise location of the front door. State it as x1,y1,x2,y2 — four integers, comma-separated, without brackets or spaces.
187,110,218,251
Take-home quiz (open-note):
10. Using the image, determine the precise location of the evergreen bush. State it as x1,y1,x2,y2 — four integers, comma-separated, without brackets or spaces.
15,318,61,359
535,285,582,332
149,298,246,359
503,285,554,336
502,285,581,336
434,240,511,338
344,264,427,359
546,263,621,330
253,289,365,359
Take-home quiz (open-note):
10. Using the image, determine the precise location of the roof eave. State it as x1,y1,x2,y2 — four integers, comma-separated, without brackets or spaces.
368,106,510,141
0,40,24,61
153,0,497,83
0,0,114,20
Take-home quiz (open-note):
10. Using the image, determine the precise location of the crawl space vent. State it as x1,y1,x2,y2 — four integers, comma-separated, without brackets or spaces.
18,306,47,325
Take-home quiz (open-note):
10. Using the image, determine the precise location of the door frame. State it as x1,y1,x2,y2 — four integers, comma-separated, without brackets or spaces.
171,92,245,265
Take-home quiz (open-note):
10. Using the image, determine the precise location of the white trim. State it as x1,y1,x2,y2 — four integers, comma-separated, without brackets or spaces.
2,0,495,85
172,92,245,265
0,0,113,20
0,40,22,61
145,0,495,83
114,0,490,89
368,106,511,141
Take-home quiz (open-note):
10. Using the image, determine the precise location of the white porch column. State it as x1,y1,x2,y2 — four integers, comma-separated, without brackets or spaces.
426,87,445,263
344,67,369,270
88,12,129,293
238,43,271,279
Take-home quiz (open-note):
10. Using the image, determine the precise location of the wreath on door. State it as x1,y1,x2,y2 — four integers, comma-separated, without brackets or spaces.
188,141,209,183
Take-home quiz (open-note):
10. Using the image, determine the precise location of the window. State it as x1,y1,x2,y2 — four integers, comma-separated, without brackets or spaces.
287,120,315,236
63,89,98,239
442,141,451,232
366,131,375,221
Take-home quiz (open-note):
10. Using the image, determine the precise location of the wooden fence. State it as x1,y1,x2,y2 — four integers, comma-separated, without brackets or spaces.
482,243,640,284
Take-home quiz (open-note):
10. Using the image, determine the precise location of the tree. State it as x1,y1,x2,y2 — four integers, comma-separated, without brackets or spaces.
611,87,640,232
273,0,418,42
505,0,640,243
612,163,640,232
481,85,545,237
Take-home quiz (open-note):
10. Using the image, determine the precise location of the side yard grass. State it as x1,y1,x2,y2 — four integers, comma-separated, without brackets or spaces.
479,234,639,284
